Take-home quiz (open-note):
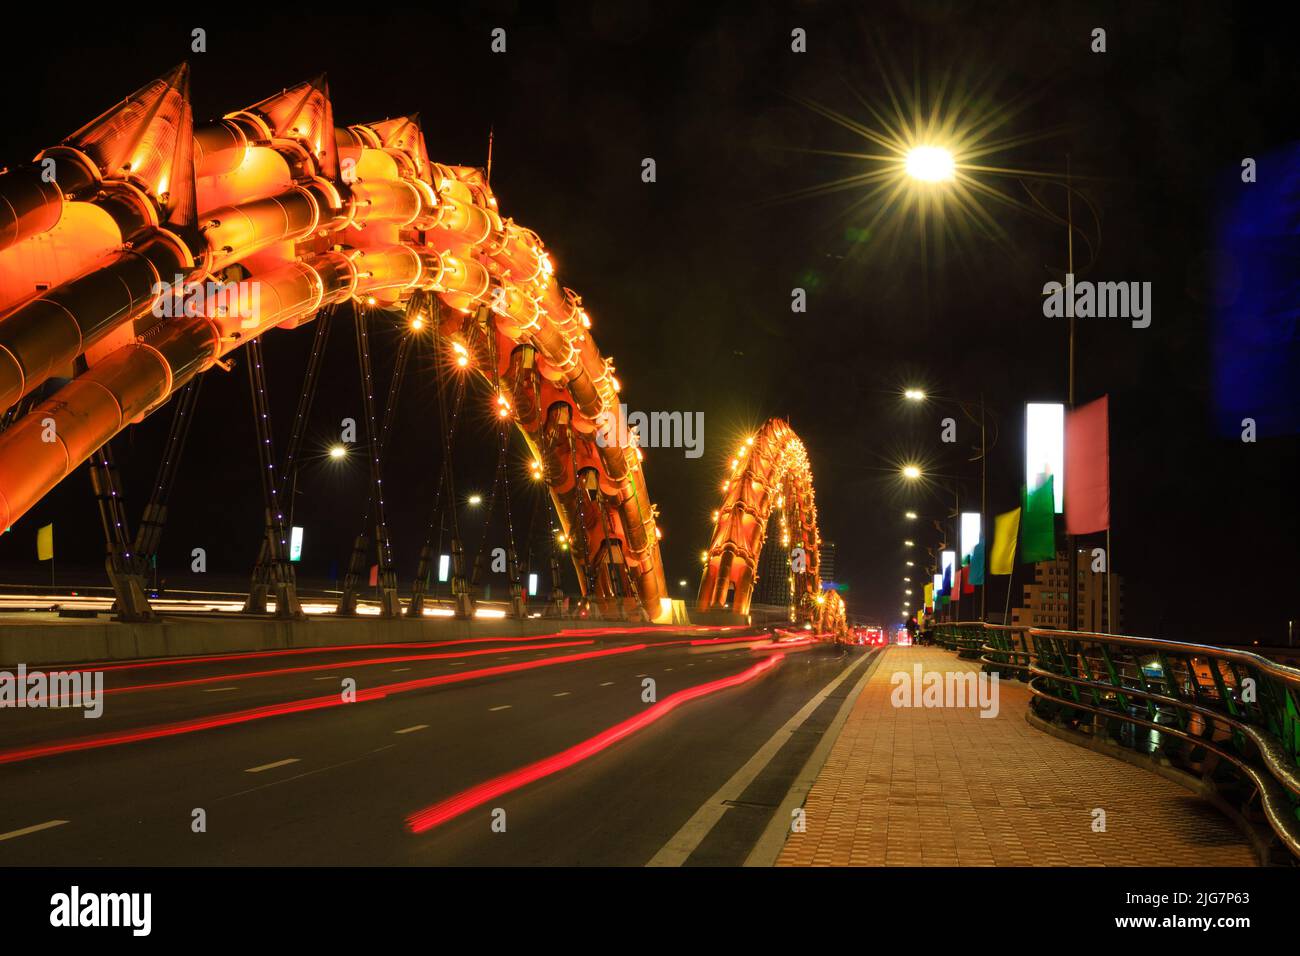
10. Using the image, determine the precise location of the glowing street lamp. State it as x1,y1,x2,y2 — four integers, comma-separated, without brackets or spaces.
903,387,926,401
904,510,918,520
467,494,482,507
904,146,955,183
901,464,922,480
329,444,347,460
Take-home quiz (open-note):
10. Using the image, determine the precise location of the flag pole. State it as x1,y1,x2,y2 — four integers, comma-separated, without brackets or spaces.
1065,152,1079,633
1003,557,1015,624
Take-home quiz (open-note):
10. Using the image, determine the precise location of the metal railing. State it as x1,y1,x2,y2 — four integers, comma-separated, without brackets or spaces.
932,622,1300,861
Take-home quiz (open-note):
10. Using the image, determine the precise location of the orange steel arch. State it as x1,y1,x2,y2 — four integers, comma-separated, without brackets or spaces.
696,419,823,622
0,68,666,619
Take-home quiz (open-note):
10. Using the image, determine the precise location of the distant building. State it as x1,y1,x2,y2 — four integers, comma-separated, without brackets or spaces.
819,540,836,586
1011,549,1123,632
753,513,793,607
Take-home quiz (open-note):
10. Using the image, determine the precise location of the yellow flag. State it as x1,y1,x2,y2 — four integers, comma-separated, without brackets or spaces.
989,508,1020,576
36,523,54,561
923,582,934,611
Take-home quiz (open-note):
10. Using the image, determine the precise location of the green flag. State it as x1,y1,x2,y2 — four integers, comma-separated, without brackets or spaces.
1020,477,1056,564
969,540,985,586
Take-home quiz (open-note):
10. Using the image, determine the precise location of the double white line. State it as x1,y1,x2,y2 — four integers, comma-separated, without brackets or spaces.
647,649,880,867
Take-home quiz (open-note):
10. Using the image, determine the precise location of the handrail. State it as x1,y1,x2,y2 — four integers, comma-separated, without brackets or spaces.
930,621,1300,861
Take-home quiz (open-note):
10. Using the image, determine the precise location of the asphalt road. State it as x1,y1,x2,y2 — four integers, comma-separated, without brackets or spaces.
0,629,872,865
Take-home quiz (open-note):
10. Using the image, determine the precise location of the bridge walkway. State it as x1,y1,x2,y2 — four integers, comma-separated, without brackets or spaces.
776,646,1257,866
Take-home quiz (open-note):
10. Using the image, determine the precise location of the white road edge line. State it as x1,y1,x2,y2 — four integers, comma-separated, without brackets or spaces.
0,819,69,842
645,649,878,867
742,650,884,867
394,724,428,734
244,758,301,774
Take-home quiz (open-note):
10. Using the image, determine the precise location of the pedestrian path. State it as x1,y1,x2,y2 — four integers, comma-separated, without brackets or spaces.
776,646,1256,866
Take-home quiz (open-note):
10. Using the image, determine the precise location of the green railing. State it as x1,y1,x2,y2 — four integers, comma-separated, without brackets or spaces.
1021,627,1300,861
933,622,985,660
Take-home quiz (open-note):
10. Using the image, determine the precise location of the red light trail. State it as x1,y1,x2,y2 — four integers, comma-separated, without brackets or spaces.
404,653,784,833
0,644,650,767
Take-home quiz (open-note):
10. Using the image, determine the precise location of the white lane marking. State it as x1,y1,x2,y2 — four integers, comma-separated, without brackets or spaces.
664,667,674,672
448,662,465,666
202,686,238,693
0,819,69,842
391,667,411,672
648,650,877,868
497,656,510,661
394,724,428,735
552,691,571,698
687,663,695,667
489,705,512,712
244,758,301,774
600,681,615,687
744,654,883,867
313,676,336,681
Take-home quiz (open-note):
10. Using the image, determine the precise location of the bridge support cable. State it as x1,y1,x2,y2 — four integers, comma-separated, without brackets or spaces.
468,322,526,618
245,306,334,605
336,302,405,617
131,376,204,599
241,336,304,618
87,441,155,622
408,304,470,617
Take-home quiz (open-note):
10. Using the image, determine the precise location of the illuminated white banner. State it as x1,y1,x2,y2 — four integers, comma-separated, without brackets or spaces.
960,512,981,563
289,526,303,562
1025,402,1065,513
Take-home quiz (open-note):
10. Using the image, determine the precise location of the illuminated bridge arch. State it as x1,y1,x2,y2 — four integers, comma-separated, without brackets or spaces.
697,419,828,625
0,67,666,619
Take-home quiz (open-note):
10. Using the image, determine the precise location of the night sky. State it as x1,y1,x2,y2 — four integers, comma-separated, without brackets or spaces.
1,2,1295,644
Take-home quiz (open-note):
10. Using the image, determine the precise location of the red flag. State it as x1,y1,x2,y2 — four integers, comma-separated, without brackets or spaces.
1065,395,1110,535
963,569,974,595
953,566,963,596
368,563,379,586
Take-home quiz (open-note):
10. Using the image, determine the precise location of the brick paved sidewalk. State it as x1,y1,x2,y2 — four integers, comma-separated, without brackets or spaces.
776,646,1256,866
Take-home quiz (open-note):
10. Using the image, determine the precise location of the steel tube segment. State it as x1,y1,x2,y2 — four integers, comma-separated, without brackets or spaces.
697,419,823,625
0,67,671,620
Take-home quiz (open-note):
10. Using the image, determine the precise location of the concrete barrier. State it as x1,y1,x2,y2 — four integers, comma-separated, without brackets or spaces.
0,614,649,666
